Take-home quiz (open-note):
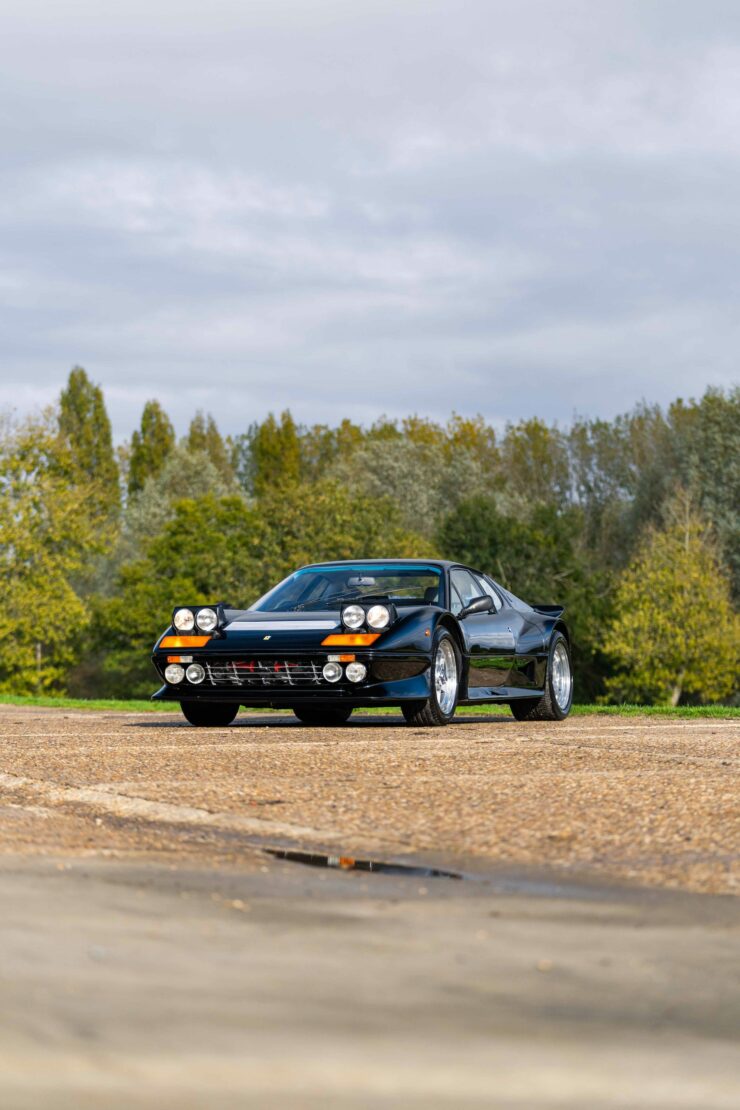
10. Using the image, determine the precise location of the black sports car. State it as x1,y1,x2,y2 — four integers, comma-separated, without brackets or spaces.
151,560,573,727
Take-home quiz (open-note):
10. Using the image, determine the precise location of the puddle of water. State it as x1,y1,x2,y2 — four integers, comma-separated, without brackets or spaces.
265,848,463,880
264,848,619,900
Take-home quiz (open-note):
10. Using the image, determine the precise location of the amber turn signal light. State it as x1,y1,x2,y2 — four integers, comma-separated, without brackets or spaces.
160,635,211,649
321,633,380,647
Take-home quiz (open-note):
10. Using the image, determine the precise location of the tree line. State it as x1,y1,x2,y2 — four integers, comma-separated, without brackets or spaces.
1,367,737,704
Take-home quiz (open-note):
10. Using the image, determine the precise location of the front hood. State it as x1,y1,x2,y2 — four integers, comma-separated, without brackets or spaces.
218,610,341,650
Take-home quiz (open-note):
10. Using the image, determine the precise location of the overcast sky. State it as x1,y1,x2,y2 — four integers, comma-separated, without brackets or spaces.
1,1,738,439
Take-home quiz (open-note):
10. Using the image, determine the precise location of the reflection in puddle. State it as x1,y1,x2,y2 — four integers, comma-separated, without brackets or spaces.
265,847,463,880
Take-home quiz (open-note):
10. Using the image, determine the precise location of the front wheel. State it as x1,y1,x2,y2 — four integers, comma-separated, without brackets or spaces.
292,706,353,726
180,702,238,727
402,630,460,727
510,633,573,721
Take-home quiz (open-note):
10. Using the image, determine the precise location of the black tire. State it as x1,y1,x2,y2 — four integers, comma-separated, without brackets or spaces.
292,706,353,726
510,633,573,721
180,701,238,727
402,629,460,727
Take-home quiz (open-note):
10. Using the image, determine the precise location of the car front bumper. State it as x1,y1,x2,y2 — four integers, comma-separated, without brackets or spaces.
151,651,432,707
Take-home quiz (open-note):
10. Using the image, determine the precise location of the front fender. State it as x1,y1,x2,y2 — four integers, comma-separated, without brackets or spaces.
374,607,460,655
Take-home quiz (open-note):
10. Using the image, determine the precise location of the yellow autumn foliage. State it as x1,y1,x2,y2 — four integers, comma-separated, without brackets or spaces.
604,498,739,705
0,413,105,693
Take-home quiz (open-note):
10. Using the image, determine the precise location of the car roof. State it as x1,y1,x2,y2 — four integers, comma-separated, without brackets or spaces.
298,559,520,601
300,558,457,570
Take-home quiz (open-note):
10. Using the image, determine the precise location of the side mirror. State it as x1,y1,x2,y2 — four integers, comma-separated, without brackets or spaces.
459,595,494,619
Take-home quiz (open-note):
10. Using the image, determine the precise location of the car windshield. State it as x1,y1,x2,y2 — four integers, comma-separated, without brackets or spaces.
251,564,443,612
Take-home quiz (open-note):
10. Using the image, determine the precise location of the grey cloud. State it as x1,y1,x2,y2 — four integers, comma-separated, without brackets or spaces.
0,0,738,438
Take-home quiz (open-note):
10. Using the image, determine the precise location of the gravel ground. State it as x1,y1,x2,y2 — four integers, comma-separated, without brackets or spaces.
0,705,737,893
0,705,738,1108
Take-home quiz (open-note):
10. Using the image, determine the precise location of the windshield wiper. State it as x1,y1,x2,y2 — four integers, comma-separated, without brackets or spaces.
293,591,390,612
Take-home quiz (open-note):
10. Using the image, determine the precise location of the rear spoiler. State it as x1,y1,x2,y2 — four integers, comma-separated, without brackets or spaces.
531,604,565,618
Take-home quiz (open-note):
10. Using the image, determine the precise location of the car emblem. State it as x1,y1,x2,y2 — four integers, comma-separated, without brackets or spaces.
263,634,271,640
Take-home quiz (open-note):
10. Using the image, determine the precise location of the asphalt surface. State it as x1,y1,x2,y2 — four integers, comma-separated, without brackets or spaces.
0,705,738,1108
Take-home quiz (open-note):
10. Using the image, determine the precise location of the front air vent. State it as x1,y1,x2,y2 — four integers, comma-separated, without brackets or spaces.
201,658,328,687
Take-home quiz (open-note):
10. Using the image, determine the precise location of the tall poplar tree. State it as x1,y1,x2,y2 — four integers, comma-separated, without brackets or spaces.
248,411,302,496
58,366,120,516
186,411,233,481
128,400,175,494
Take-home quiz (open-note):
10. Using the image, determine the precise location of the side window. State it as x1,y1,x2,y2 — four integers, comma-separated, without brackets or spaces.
450,569,483,611
476,574,503,612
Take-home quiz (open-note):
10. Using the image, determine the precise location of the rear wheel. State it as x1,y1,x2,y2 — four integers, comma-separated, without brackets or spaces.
510,633,573,721
180,702,238,727
402,630,460,727
292,706,353,726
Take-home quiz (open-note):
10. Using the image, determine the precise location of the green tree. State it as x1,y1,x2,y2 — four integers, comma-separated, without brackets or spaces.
565,394,737,573
0,413,101,693
604,497,739,705
128,400,175,494
300,418,364,481
501,418,571,507
669,387,740,600
400,415,445,448
185,411,233,482
366,416,403,443
568,414,635,561
439,497,577,593
58,366,120,517
233,411,302,496
116,443,241,566
251,480,431,586
329,437,494,539
444,413,499,473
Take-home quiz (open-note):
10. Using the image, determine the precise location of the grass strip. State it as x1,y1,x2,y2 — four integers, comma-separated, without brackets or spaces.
0,694,737,719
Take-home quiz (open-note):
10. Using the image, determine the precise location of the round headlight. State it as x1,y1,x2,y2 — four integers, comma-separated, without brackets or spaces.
341,604,365,630
173,609,194,632
322,661,342,682
186,663,205,684
196,607,218,633
345,662,367,683
165,663,185,684
366,604,390,630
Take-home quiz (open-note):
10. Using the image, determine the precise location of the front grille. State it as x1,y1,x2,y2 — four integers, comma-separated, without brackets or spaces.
202,658,328,688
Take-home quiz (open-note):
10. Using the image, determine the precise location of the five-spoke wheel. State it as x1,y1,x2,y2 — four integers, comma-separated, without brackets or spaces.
510,632,573,721
402,630,460,727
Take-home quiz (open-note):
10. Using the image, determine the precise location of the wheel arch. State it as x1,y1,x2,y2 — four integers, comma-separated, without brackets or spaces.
434,613,466,667
552,619,570,647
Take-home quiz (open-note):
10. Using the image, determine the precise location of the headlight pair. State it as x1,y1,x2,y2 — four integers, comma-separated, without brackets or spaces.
341,603,392,632
165,662,205,684
173,606,221,634
323,660,367,683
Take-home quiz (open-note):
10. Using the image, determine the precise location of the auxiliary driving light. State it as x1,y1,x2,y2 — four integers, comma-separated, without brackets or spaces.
345,662,367,683
365,604,390,630
186,663,205,684
173,608,195,632
341,604,365,630
195,607,218,633
322,661,342,682
165,663,185,684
